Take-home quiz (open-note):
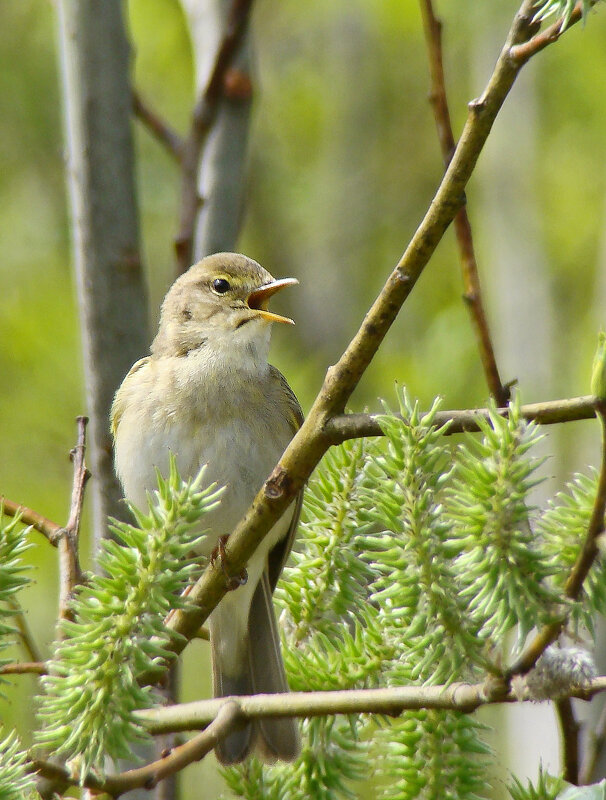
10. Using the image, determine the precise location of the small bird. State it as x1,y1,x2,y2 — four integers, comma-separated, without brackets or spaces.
111,252,302,764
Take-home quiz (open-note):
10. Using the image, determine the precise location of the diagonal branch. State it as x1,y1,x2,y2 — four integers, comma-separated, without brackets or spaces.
510,0,589,62
8,598,42,663
175,0,254,274
419,0,509,405
132,91,185,162
0,498,62,545
135,0,582,678
31,701,242,796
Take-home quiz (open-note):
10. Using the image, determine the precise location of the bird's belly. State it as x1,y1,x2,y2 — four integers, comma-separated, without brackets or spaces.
116,414,290,556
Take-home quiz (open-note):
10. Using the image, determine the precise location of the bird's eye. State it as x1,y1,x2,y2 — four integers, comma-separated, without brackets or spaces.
211,278,231,295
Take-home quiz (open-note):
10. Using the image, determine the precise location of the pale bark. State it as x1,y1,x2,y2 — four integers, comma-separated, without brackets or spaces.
56,0,149,548
181,0,253,262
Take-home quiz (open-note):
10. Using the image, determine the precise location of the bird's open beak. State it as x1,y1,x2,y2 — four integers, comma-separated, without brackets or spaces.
247,278,298,325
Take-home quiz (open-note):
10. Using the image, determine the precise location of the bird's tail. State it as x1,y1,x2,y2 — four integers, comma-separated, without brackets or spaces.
210,571,300,764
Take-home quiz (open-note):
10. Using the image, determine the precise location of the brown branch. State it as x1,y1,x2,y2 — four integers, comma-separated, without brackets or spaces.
579,698,606,784
556,697,580,785
132,91,185,162
136,0,574,679
58,416,90,623
510,0,587,62
0,498,62,546
175,0,254,274
324,394,597,444
0,661,47,676
31,701,242,796
30,675,606,791
509,404,606,677
8,598,42,663
419,0,509,405
140,682,500,734
138,677,606,735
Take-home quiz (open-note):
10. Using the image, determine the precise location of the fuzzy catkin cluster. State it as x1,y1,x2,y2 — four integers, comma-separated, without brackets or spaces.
35,457,222,779
226,389,603,800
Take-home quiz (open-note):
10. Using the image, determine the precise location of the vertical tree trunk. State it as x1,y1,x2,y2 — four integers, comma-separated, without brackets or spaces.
56,0,149,549
181,0,253,261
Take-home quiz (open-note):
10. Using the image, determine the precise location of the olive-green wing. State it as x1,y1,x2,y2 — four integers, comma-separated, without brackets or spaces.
269,364,304,432
110,356,150,439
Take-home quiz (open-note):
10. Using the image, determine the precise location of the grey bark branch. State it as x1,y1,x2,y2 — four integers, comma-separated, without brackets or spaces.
56,0,149,549
179,0,253,271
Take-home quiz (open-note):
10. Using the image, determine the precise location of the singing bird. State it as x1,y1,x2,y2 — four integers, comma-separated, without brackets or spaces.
111,252,302,763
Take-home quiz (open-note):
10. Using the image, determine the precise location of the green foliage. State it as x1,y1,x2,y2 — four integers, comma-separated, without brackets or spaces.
225,390,497,799
373,710,489,800
0,728,37,800
280,436,377,645
0,512,32,683
539,469,606,632
223,386,605,799
361,395,482,686
508,767,563,800
445,399,558,647
533,0,594,31
36,457,222,780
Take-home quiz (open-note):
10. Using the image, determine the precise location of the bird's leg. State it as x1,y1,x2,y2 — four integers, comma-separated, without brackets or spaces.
210,534,248,591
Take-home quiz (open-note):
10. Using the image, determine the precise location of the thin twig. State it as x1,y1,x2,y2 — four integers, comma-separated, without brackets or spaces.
58,416,90,623
137,677,606,735
510,0,587,62
0,498,62,546
579,698,606,784
31,701,242,796
175,0,254,274
7,598,42,662
419,0,509,404
324,394,597,444
132,91,185,162
556,697,580,785
509,404,606,676
0,661,47,676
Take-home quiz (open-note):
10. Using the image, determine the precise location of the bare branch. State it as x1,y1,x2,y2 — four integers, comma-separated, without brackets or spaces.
58,416,89,623
175,0,254,274
32,701,242,796
324,395,597,443
580,699,606,784
56,0,150,545
0,661,47,676
510,0,587,62
419,0,509,404
0,498,62,546
556,697,580,785
7,598,42,663
133,91,186,162
137,677,606,735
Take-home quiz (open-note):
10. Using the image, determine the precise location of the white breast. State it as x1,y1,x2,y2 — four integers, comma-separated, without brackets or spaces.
113,339,293,558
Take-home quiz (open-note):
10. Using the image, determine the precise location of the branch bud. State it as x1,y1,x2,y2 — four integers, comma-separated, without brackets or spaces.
591,331,606,402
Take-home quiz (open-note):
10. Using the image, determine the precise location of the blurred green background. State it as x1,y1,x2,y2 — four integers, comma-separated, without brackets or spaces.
1,0,605,796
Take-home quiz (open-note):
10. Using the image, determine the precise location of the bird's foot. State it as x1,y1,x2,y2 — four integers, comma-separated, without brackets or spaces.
210,534,248,591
